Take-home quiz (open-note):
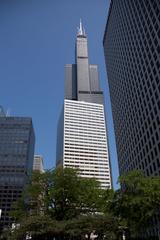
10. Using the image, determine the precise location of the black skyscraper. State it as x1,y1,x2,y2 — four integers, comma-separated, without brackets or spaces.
103,0,160,177
65,20,104,105
0,115,35,230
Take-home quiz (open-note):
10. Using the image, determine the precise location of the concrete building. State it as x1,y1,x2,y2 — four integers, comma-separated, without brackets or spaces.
103,0,160,177
0,115,35,230
33,155,44,173
56,21,112,189
103,0,160,236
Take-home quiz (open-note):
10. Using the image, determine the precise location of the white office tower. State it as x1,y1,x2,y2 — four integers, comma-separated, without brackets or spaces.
56,21,112,189
33,155,44,173
63,100,111,188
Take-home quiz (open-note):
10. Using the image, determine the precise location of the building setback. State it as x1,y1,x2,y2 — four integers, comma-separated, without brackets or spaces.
56,21,112,189
0,116,35,230
103,0,160,177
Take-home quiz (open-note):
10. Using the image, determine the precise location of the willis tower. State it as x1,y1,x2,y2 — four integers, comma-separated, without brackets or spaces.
56,21,112,189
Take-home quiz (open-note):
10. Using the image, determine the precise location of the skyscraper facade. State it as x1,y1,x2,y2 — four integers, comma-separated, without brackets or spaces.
103,0,160,177
56,21,112,189
0,116,35,230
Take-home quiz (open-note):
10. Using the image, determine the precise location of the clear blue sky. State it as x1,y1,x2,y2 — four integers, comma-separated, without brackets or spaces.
0,0,119,188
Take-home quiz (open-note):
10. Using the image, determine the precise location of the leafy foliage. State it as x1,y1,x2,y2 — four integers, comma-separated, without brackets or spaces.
109,171,160,239
5,169,160,240
7,167,115,240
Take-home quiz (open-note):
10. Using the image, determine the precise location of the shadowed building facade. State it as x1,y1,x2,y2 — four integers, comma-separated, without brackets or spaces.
103,0,160,236
104,0,160,177
0,114,35,230
56,21,112,189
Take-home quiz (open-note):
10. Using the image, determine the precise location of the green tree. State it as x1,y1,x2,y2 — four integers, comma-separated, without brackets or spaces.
7,167,116,240
5,215,64,240
46,167,103,220
11,170,51,221
110,170,160,239
8,169,160,240
65,214,118,240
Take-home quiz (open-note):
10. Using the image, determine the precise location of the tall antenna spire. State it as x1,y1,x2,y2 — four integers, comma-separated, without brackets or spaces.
79,19,83,35
77,19,86,36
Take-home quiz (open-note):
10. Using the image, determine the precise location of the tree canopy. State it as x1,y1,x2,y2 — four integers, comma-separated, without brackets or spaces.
3,168,160,240
5,167,116,240
109,171,160,239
